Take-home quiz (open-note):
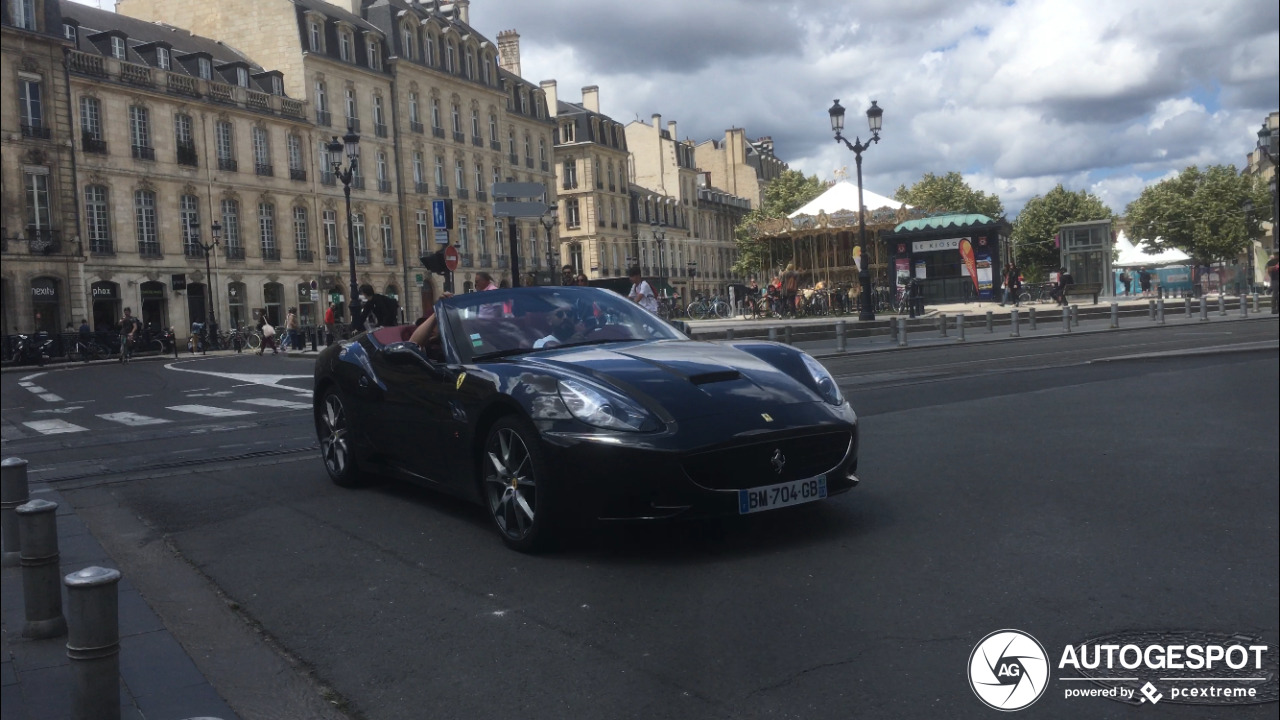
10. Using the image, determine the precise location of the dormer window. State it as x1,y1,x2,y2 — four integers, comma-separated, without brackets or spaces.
339,32,352,61
271,76,284,95
445,41,455,72
367,39,380,70
111,37,127,60
424,33,435,65
198,58,212,80
14,0,36,31
236,67,249,88
401,26,414,59
308,21,322,52
519,90,528,115
64,24,77,42
156,47,170,70
482,55,491,85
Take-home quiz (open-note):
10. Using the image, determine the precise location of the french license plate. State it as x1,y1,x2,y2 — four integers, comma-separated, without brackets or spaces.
738,476,827,515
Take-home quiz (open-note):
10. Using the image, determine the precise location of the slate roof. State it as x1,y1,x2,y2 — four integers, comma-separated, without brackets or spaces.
63,4,265,72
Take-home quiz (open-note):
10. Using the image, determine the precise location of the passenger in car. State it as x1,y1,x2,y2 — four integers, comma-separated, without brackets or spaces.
408,314,445,362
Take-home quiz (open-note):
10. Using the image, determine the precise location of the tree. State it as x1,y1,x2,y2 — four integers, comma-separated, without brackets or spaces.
1125,165,1271,264
894,171,1004,218
1010,185,1113,276
732,170,826,277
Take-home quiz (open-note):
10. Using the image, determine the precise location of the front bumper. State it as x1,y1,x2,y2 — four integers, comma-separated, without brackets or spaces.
538,408,859,521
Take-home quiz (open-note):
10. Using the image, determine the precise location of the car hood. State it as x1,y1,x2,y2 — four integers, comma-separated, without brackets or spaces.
522,340,822,421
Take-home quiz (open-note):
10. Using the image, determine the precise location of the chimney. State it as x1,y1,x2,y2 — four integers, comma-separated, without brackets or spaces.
540,80,558,117
455,0,469,23
667,120,677,140
496,30,521,76
652,113,661,129
758,135,774,154
582,85,599,113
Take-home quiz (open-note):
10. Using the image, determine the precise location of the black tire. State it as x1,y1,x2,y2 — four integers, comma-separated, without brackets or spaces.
318,389,363,487
481,415,557,553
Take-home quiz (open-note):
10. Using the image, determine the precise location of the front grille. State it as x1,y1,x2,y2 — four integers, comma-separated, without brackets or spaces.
683,431,851,490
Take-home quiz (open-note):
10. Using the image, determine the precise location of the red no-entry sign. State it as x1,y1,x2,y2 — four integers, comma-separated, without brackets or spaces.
443,245,460,272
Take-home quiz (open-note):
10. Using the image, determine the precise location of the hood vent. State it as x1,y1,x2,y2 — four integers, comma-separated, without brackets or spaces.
689,370,741,385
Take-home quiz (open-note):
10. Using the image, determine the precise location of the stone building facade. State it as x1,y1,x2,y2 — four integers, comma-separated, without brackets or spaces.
2,0,80,335
693,129,787,210
114,0,554,313
541,81,631,279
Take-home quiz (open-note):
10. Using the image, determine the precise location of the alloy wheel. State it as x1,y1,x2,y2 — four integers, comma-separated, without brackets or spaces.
484,427,537,541
321,393,350,479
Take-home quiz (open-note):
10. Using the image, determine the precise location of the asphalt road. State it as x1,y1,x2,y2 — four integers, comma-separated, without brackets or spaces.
2,320,1277,719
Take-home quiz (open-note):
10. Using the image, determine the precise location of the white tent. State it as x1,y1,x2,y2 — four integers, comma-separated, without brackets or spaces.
1113,230,1191,268
788,180,907,218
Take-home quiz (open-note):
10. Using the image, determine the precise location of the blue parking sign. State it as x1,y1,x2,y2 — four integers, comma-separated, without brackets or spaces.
432,199,454,229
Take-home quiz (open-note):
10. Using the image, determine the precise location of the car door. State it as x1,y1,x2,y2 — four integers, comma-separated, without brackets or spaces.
367,345,458,485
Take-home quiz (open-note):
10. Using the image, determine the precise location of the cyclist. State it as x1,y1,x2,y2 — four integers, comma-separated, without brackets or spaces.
119,307,142,362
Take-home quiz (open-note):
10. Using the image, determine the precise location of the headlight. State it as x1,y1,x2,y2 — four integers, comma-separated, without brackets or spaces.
800,353,844,406
557,378,655,432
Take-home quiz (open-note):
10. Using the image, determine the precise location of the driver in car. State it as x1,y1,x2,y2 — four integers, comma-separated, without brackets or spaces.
533,305,585,349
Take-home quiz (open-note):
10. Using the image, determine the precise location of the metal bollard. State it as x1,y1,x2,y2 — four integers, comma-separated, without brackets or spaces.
1185,296,1192,319
1028,307,1037,331
889,318,899,344
1199,296,1209,321
725,327,735,340
17,499,66,638
1218,294,1226,316
784,326,794,345
938,313,948,337
1110,302,1119,329
2,457,30,567
956,313,966,342
1253,293,1260,313
1240,296,1248,318
985,310,994,333
1148,300,1156,321
66,566,122,720
835,321,845,353
311,327,319,351
898,317,908,347
1071,305,1079,327
768,327,778,342
1062,306,1072,333
1010,309,1021,337
1157,298,1165,325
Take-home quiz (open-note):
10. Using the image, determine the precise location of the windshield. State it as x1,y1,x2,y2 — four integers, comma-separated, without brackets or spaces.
441,286,685,361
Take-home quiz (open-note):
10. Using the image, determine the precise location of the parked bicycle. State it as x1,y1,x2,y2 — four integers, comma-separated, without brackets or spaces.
687,294,730,320
71,336,111,362
1017,283,1056,305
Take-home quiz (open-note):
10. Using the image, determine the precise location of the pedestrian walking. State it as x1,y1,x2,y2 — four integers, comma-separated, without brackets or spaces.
281,307,299,354
324,302,336,344
1139,268,1152,297
1053,267,1074,306
256,310,277,355
781,263,799,317
1119,270,1132,297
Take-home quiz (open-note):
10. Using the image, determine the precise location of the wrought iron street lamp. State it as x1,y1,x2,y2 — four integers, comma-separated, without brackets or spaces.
197,220,222,332
540,206,559,279
650,222,666,276
829,99,883,321
327,125,361,321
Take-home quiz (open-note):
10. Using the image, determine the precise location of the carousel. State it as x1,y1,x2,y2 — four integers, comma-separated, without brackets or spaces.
741,179,929,297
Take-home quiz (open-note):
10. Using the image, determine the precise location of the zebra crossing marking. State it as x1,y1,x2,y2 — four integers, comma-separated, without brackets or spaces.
22,420,88,435
166,405,257,417
98,412,171,426
236,398,312,410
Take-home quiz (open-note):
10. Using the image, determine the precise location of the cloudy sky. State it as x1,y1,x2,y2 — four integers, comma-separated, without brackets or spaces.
462,0,1278,216
78,0,1278,216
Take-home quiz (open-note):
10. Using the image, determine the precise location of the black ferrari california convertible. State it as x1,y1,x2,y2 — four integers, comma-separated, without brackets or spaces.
313,286,859,551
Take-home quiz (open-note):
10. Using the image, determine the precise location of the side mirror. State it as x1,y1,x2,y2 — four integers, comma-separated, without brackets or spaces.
382,341,438,374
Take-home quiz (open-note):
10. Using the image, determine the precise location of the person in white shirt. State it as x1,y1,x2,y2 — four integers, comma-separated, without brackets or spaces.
627,266,659,313
533,305,581,349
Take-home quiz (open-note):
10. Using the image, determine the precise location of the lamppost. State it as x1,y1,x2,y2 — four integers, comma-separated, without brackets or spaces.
1259,121,1279,254
198,221,222,331
829,99,883,321
326,125,361,321
651,222,665,277
541,207,559,281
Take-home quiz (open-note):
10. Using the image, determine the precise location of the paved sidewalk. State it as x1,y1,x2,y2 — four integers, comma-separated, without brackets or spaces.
1,483,240,720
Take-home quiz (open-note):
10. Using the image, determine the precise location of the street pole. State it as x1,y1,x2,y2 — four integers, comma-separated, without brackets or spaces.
328,126,361,324
343,179,357,320
508,217,521,287
829,99,883,322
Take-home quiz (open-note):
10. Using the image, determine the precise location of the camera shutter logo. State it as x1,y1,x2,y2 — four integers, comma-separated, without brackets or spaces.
968,629,1049,711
